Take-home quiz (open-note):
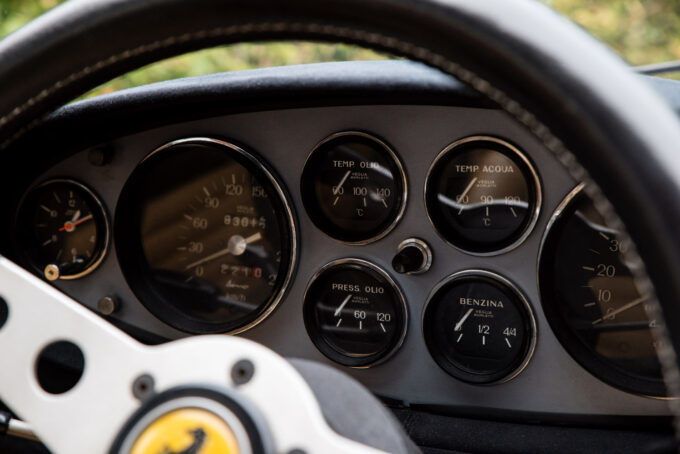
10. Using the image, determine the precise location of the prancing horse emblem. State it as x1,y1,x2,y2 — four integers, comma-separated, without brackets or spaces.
161,427,207,454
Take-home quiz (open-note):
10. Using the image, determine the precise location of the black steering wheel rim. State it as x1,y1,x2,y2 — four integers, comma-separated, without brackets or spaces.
1,0,679,429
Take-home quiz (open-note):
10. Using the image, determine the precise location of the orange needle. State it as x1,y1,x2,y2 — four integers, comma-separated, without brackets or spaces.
58,214,93,232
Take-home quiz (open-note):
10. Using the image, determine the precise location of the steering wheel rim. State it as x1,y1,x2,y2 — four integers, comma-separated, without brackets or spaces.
0,0,679,446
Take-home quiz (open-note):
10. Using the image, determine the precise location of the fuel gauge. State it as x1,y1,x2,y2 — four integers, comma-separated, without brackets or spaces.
304,258,408,367
423,270,536,384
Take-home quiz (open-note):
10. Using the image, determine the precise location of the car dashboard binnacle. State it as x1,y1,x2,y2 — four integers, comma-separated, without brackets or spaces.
1,61,676,422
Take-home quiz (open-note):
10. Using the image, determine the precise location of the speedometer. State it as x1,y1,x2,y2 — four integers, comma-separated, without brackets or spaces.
539,184,665,396
116,138,297,334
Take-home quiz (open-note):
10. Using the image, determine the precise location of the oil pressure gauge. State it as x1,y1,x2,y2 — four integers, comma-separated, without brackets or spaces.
425,136,541,255
423,270,536,384
301,132,407,244
304,258,407,367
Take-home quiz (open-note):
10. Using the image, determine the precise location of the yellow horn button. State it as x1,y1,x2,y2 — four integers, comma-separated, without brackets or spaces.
130,408,240,454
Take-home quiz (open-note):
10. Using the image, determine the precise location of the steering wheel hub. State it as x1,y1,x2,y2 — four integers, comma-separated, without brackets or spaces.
114,387,264,454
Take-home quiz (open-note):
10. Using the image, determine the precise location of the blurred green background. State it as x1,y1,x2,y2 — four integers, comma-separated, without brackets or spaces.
1,0,679,97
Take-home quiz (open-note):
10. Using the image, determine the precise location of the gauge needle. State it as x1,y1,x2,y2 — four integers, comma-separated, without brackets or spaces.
454,308,474,331
457,177,478,214
184,232,263,270
332,170,352,195
58,213,93,232
334,294,353,317
591,296,648,325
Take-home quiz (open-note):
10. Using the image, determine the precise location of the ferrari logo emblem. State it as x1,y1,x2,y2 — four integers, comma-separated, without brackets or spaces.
130,408,240,454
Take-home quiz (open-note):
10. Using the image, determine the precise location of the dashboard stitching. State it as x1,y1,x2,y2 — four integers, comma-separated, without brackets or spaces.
0,21,678,428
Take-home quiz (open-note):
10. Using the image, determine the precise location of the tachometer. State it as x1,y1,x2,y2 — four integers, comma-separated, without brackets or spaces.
116,138,297,334
539,184,665,396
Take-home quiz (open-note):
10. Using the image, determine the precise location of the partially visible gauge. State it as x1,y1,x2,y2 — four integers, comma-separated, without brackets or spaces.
423,270,536,384
301,131,407,244
425,136,541,255
303,258,407,367
15,179,109,280
116,138,296,334
539,184,665,397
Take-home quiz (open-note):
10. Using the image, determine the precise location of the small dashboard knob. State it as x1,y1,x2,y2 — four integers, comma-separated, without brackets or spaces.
392,238,432,275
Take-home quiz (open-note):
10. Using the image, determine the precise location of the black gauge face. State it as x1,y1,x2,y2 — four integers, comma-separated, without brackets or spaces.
116,139,296,334
424,272,535,384
540,186,665,396
425,137,540,254
301,132,406,243
303,259,407,367
16,180,109,280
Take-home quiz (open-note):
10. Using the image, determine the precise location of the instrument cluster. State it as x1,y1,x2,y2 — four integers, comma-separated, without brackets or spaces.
11,127,667,399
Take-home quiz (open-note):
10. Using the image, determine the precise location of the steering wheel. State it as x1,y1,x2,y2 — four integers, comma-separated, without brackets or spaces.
1,0,680,452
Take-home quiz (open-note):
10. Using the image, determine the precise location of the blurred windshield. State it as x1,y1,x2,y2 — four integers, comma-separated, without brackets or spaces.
1,0,679,97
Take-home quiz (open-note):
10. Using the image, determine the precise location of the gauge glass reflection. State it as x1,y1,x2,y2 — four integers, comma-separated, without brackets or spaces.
426,137,540,254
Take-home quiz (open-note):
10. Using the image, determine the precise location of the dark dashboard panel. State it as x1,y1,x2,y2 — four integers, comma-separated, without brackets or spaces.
0,61,674,421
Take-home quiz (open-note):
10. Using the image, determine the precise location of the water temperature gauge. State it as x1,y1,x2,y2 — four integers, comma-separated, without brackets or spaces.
301,131,407,244
424,270,536,384
304,258,408,367
425,136,541,254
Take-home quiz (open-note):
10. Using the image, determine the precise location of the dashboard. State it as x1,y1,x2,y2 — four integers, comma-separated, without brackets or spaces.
0,61,674,422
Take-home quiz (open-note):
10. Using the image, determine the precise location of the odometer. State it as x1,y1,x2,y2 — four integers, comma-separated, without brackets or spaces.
116,138,296,334
539,184,665,396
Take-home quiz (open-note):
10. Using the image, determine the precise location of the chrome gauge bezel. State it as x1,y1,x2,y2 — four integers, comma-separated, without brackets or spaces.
422,269,537,385
538,183,669,398
115,137,298,336
300,131,408,245
15,178,110,281
303,258,408,368
424,135,542,256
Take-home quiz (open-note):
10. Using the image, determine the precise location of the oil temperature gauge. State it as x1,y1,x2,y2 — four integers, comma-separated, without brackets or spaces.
423,270,536,384
425,136,541,254
301,131,407,244
304,258,407,367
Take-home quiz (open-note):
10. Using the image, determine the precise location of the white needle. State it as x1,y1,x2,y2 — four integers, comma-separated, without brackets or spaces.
243,232,263,244
332,170,352,195
184,232,262,270
457,177,478,214
591,296,647,325
334,294,353,317
454,308,474,332
71,210,81,223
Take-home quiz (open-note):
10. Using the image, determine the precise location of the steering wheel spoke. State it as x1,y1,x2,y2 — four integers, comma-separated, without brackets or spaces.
0,258,381,453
